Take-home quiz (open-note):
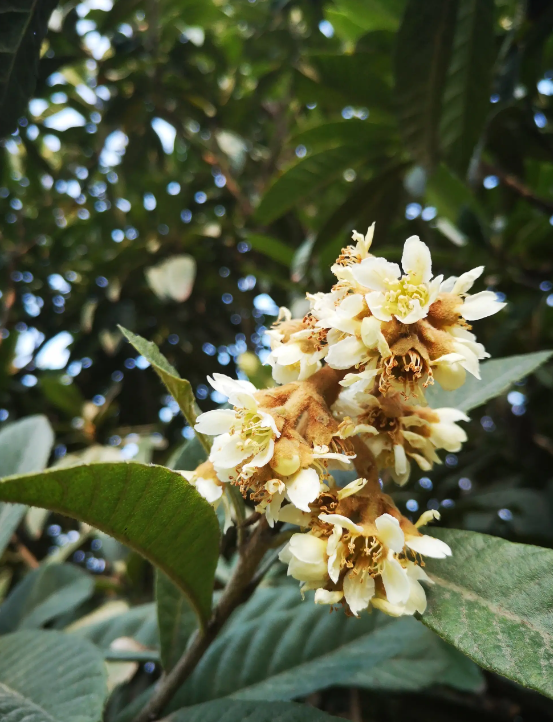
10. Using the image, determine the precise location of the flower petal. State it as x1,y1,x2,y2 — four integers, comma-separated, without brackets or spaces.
210,433,251,468
319,513,364,535
375,513,405,553
326,336,368,369
351,257,401,291
452,266,484,295
194,408,235,435
195,476,223,504
401,236,432,283
289,532,327,564
365,291,393,322
343,570,375,616
381,556,410,604
405,534,452,558
286,467,321,512
361,316,390,356
314,589,344,605
461,291,506,321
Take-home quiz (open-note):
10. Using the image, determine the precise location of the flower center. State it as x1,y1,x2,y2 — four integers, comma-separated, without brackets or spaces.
232,410,273,456
383,275,429,318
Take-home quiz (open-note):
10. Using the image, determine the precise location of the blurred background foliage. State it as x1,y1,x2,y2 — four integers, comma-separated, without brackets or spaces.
1,0,553,719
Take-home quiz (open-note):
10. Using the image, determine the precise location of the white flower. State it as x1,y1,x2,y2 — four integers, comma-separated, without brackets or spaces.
440,266,506,321
279,533,328,587
266,328,326,384
350,236,443,324
195,374,279,482
256,467,327,526
331,224,375,287
371,562,433,616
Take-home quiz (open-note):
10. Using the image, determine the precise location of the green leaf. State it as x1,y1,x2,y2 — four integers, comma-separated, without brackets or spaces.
166,586,426,710
165,700,346,722
118,327,210,453
422,529,553,698
426,351,553,411
242,232,295,266
395,0,458,168
439,0,496,176
0,462,220,627
348,623,483,692
0,415,55,556
70,602,159,650
254,146,367,224
156,571,197,672
425,162,484,225
326,0,405,43
0,0,59,138
0,629,107,721
309,53,393,109
0,563,94,634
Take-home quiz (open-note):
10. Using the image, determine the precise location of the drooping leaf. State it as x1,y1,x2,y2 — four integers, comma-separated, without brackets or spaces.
0,563,94,634
426,351,553,411
70,602,159,650
0,414,54,555
156,571,197,672
309,53,393,109
0,462,220,626
425,162,485,224
0,0,59,138
439,0,496,176
165,700,346,722
395,0,458,168
166,586,426,710
290,120,393,151
118,327,210,452
168,435,208,472
422,529,553,698
254,146,367,224
0,629,107,722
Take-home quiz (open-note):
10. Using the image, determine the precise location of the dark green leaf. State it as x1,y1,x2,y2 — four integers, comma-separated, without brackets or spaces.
290,120,393,151
0,462,220,627
255,147,367,224
439,0,496,176
242,232,295,266
0,563,94,634
426,351,553,411
167,586,426,709
326,0,405,43
395,0,458,168
0,629,107,721
167,435,207,472
423,529,553,698
0,0,59,137
165,700,346,722
118,327,210,453
156,571,197,672
309,53,393,109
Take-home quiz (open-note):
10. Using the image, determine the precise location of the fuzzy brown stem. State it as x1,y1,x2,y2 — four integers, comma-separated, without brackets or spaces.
350,436,380,491
304,365,347,406
132,520,273,722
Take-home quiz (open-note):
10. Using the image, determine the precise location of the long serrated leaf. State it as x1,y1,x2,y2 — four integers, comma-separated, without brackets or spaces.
0,462,220,626
0,563,94,634
0,0,59,138
166,586,425,710
395,0,458,168
165,700,345,722
426,350,553,411
0,414,54,555
118,327,210,452
0,629,107,722
422,529,553,698
439,0,496,176
69,602,159,649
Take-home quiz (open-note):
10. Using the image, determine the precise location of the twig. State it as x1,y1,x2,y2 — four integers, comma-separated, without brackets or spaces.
481,162,553,215
132,519,274,722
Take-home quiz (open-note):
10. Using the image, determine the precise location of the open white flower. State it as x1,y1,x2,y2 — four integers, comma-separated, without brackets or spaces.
194,374,279,482
280,506,451,617
331,224,375,288
350,236,443,324
267,328,326,384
